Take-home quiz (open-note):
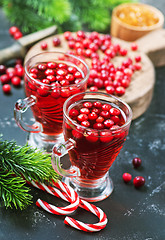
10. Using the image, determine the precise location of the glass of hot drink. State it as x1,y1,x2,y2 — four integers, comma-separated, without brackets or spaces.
14,51,89,152
51,91,132,202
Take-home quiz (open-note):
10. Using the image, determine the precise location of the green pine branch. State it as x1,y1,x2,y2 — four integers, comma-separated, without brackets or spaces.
0,136,61,210
0,169,32,209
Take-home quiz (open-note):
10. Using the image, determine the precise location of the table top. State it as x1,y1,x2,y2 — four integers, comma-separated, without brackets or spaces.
0,1,165,239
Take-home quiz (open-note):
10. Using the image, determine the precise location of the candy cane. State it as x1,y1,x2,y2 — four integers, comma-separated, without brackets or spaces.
64,199,108,232
28,179,108,232
29,180,80,215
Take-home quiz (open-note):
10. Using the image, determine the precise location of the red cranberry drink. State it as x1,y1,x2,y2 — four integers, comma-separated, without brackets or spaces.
14,52,89,152
52,91,132,202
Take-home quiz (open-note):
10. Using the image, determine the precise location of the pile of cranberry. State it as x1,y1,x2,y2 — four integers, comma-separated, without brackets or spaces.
28,62,83,97
61,31,142,96
123,157,145,188
69,101,125,142
0,60,24,94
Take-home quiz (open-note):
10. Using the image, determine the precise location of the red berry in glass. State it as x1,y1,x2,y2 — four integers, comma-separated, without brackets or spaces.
64,98,130,180
24,57,87,136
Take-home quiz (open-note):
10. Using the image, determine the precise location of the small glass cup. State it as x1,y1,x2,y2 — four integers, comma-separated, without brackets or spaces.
14,51,89,152
51,91,132,202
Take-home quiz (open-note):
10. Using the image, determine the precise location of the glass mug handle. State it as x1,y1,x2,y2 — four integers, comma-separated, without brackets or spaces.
51,138,80,178
14,95,41,133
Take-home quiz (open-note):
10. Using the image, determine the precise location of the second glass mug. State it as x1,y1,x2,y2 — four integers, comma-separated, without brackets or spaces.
14,51,89,152
51,91,132,202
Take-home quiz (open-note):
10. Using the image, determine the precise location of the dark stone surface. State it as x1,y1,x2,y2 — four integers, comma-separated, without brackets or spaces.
0,2,165,239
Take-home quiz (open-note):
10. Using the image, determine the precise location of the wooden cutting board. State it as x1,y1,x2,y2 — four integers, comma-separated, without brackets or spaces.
25,32,155,120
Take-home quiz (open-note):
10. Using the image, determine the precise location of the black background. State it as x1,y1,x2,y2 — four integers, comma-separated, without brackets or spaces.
0,1,165,239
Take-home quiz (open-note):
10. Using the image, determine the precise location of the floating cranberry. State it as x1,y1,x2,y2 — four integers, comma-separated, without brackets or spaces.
45,69,55,76
80,108,90,115
102,104,111,111
100,110,110,119
81,120,90,127
77,114,88,122
133,176,145,188
37,85,50,97
132,157,142,168
11,76,21,87
2,84,11,94
69,108,79,118
60,88,70,98
93,101,102,108
96,116,104,123
67,66,77,74
109,107,120,116
37,63,47,71
93,122,104,130
88,112,98,120
51,88,60,98
65,74,74,82
74,71,82,78
104,119,114,128
100,131,113,142
47,75,56,82
86,131,98,142
72,129,83,139
122,173,132,183
56,69,67,76
83,101,93,109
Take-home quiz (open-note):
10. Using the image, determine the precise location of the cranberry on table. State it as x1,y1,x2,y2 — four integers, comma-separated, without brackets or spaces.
132,157,142,168
131,42,138,51
41,42,48,50
133,176,145,188
11,76,21,87
13,31,23,40
2,84,11,94
0,65,6,74
52,37,61,46
0,74,10,84
122,173,132,183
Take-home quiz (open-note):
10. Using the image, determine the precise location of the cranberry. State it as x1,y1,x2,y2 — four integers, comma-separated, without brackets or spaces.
72,129,83,139
134,63,142,71
106,85,115,94
77,30,86,39
30,68,38,74
100,110,110,119
120,48,127,56
80,108,90,115
58,63,68,69
42,79,50,85
51,88,60,98
83,102,93,109
109,107,120,116
93,122,104,130
60,88,70,98
15,66,24,77
67,66,77,74
37,64,47,71
93,101,102,108
110,115,120,124
41,42,48,50
104,119,114,128
69,86,80,95
86,131,98,142
88,112,98,120
11,76,21,87
135,55,141,62
131,42,138,51
74,71,82,78
0,65,6,74
9,26,20,36
93,78,104,89
64,31,72,40
0,74,10,84
122,173,132,183
52,37,61,46
56,69,67,76
37,85,50,97
133,176,145,188
45,69,55,76
2,84,11,94
81,120,90,127
96,116,104,123
132,157,142,168
102,104,111,111
100,131,113,142
47,75,56,82
90,86,98,92
65,74,74,82
77,114,88,122
115,86,126,96
13,31,23,40
60,79,69,86
69,108,79,118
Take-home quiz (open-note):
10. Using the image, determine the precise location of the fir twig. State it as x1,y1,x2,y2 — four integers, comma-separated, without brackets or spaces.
0,137,61,209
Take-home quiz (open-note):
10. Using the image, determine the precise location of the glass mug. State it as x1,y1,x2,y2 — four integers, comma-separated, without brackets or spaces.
51,91,132,202
14,51,89,152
